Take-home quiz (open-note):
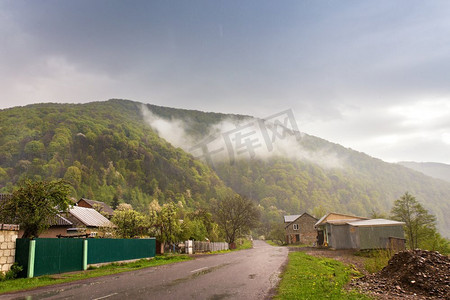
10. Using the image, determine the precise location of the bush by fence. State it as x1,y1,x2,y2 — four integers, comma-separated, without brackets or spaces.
15,238,156,278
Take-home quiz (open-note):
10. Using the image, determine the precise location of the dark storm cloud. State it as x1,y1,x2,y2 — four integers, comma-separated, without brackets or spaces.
1,0,450,163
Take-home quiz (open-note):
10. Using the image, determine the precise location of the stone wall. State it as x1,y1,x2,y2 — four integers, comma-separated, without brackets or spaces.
0,224,19,273
285,213,318,245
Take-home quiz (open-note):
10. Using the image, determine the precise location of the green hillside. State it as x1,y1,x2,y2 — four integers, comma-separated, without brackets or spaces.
0,100,229,211
141,102,450,237
1,99,449,237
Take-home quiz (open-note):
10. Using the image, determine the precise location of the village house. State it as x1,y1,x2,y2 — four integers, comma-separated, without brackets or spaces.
18,214,74,238
63,206,114,237
284,213,318,245
2,193,115,238
315,212,405,250
15,206,114,238
77,198,115,219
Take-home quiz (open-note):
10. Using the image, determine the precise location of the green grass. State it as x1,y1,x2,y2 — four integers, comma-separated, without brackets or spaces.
0,255,191,294
235,238,253,250
354,249,393,273
275,252,371,300
265,240,280,246
287,243,309,248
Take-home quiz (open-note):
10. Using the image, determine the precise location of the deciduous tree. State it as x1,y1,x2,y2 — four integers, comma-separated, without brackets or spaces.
391,192,436,249
112,205,147,238
212,195,260,245
0,179,72,238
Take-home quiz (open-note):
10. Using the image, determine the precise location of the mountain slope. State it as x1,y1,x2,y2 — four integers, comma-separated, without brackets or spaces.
0,100,229,211
398,161,450,183
143,102,450,237
1,99,449,237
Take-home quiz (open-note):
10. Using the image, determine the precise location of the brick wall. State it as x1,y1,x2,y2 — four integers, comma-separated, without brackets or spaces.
0,224,19,273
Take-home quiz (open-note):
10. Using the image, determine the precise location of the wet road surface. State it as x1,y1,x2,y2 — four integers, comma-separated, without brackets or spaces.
1,240,288,300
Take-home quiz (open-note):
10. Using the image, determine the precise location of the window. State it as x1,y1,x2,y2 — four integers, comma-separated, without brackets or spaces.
293,224,299,230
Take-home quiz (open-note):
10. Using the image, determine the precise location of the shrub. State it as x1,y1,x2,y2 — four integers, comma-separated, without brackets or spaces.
0,263,23,281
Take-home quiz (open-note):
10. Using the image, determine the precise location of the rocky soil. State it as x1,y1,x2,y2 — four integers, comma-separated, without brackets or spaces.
350,250,450,299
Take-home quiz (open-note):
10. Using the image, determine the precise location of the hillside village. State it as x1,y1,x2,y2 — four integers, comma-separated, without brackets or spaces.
0,101,449,299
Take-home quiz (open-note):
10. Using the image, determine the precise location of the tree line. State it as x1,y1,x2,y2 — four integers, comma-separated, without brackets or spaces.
0,179,260,246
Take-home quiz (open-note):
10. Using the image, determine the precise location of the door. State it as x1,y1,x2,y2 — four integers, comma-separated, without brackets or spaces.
317,230,324,246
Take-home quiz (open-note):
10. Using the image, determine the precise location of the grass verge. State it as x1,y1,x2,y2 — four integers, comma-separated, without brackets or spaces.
265,240,280,246
235,238,253,250
354,249,393,273
0,254,191,294
275,252,370,299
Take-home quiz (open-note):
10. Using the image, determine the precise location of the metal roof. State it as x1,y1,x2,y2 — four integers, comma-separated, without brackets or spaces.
78,198,115,215
347,219,405,227
284,214,301,223
326,219,366,225
69,206,114,227
314,212,367,227
50,214,73,226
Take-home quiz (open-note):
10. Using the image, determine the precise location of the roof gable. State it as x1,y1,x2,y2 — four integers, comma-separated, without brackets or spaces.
284,212,318,228
69,206,114,227
284,214,301,223
78,198,114,215
315,212,367,227
50,214,73,226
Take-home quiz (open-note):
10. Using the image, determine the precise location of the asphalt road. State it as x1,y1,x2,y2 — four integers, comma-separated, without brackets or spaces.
1,240,288,300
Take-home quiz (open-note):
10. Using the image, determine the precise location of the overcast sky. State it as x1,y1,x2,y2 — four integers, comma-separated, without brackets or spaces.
1,1,450,164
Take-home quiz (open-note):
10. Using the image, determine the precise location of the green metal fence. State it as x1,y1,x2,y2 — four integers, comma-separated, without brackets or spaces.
34,238,84,277
14,238,30,278
88,238,156,264
15,238,156,278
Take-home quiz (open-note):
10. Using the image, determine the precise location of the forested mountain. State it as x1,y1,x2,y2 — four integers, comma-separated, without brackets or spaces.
1,99,449,237
0,100,230,211
137,101,450,237
398,161,450,183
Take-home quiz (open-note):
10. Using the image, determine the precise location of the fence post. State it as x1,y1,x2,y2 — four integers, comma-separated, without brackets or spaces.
82,239,88,270
27,239,36,278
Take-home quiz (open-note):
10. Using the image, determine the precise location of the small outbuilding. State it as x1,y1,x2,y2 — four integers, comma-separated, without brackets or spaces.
315,212,405,250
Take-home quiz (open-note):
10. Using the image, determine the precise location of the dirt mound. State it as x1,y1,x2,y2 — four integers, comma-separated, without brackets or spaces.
351,250,450,299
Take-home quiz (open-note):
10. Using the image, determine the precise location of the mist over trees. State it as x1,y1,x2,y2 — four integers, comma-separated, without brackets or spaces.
1,99,450,238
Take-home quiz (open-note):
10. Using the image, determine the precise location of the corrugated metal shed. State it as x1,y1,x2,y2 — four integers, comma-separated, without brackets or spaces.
69,206,113,227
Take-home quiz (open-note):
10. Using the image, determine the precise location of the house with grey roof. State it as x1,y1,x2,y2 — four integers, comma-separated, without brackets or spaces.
284,213,318,245
77,198,115,218
64,206,114,237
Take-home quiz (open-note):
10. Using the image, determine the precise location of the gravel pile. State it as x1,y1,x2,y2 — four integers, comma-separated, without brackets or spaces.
351,250,450,299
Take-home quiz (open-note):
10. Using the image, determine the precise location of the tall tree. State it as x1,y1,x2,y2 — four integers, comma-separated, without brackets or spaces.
149,201,182,246
212,195,260,245
0,180,72,238
112,204,147,238
390,192,436,249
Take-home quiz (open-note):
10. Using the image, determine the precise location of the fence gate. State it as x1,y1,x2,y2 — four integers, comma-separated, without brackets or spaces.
33,238,84,276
